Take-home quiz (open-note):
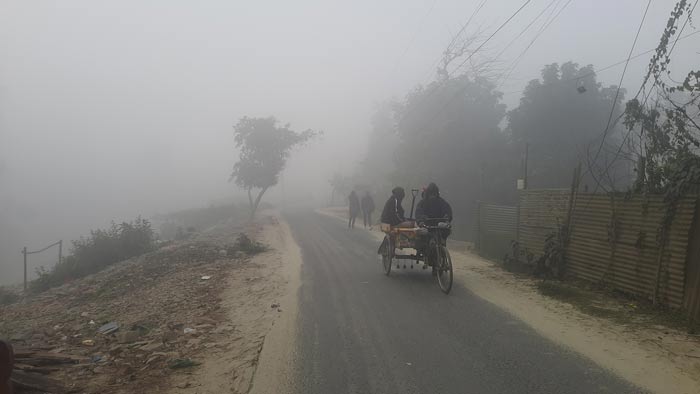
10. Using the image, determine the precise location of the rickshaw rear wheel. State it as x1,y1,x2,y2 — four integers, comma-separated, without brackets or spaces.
381,235,393,275
436,245,453,294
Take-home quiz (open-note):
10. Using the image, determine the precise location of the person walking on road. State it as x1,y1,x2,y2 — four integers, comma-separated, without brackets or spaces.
348,190,360,228
360,192,375,228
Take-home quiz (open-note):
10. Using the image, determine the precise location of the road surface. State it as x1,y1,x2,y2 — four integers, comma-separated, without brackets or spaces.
284,211,642,394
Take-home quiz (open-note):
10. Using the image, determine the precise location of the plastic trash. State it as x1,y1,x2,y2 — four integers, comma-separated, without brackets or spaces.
98,322,120,335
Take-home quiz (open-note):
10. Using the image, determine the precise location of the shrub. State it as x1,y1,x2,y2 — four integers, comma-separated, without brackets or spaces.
30,217,155,293
235,234,267,255
155,203,241,240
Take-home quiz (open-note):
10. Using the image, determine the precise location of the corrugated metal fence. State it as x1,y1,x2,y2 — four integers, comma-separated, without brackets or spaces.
567,194,696,309
476,202,517,260
517,189,700,315
517,189,570,257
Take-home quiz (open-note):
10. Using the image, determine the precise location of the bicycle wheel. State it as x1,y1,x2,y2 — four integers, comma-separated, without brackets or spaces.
381,235,393,275
436,245,453,294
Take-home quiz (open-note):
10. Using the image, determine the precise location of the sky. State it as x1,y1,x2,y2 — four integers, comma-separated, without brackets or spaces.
1,0,698,284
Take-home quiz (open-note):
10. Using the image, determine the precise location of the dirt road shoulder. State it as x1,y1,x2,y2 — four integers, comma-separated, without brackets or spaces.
172,212,302,394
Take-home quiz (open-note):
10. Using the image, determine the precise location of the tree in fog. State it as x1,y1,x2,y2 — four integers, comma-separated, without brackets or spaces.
328,172,352,206
393,75,515,238
507,62,627,189
355,101,399,191
230,117,317,218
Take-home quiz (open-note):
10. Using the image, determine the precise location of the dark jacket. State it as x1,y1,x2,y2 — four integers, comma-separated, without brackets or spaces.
415,196,452,223
361,195,375,213
348,193,361,216
380,196,405,226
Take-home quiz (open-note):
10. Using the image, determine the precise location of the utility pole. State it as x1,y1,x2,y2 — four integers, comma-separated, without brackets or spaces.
22,247,27,292
523,143,529,190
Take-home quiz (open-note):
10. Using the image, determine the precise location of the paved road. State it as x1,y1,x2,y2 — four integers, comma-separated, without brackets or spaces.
285,211,643,394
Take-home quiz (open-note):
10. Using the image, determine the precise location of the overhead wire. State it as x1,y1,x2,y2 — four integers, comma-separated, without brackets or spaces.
596,0,700,190
392,0,441,75
495,0,574,90
668,0,699,58
414,0,534,130
421,0,488,83
448,0,533,78
492,0,560,63
583,0,653,193
499,30,700,95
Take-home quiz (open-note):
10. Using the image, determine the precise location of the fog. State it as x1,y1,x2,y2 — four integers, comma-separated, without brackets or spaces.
1,0,697,284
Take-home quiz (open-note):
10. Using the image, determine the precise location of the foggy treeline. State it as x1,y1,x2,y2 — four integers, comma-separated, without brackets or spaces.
345,61,628,238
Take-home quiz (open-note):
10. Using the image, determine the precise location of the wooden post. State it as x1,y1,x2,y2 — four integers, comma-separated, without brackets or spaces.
58,240,63,266
476,201,482,252
22,247,27,292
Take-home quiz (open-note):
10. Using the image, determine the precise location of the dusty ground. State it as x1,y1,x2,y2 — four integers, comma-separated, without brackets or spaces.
172,212,301,394
318,207,700,394
0,211,295,394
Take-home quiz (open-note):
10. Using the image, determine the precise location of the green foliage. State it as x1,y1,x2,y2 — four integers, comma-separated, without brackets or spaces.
616,0,699,305
508,62,627,189
30,217,155,293
230,117,317,217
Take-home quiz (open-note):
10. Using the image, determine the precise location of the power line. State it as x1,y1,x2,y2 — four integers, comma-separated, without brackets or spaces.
594,1,700,191
422,0,488,83
495,0,574,89
492,0,560,62
500,30,700,95
449,0,533,78
668,0,699,58
415,0,534,130
392,0,441,75
585,0,652,190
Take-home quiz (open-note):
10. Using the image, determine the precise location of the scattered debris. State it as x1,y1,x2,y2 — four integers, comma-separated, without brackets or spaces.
116,330,141,344
168,358,200,369
98,322,119,335
0,224,267,393
270,303,280,309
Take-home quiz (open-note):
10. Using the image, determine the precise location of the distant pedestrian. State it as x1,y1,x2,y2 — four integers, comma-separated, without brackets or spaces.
361,192,375,228
348,190,360,228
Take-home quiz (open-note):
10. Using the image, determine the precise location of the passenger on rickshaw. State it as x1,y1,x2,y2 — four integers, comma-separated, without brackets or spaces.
380,187,414,228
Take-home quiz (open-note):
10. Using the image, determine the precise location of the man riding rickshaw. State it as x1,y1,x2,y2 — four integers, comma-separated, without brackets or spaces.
378,183,454,293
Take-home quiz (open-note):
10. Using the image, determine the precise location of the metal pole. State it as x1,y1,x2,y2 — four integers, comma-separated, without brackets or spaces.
23,247,27,292
524,143,529,190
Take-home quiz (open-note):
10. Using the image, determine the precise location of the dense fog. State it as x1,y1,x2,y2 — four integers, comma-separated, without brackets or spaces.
1,0,697,284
